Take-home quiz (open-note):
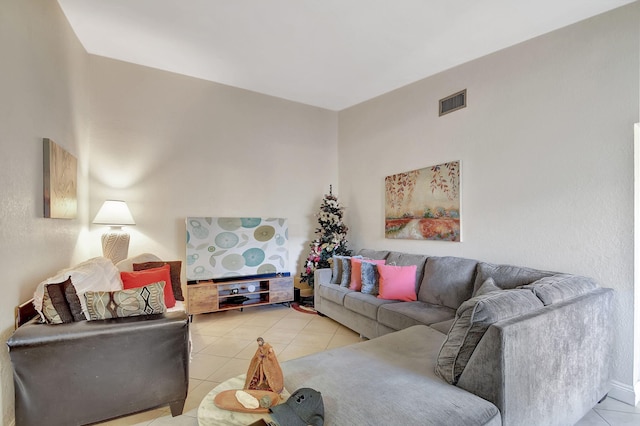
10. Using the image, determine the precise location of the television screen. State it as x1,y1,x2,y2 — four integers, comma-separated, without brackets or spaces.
186,217,289,282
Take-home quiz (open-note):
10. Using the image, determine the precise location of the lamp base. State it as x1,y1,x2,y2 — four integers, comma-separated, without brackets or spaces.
101,229,130,264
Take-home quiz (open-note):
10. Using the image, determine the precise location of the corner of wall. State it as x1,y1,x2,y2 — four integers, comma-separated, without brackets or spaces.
609,379,639,406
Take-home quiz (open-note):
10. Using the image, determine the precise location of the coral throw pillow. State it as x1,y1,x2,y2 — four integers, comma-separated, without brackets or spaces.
120,264,176,308
350,258,386,291
377,264,418,301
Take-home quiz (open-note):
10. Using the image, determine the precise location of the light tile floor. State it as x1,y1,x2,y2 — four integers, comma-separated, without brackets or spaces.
96,304,640,426
95,304,363,426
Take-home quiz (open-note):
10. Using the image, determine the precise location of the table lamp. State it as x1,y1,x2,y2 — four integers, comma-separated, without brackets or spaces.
93,200,136,263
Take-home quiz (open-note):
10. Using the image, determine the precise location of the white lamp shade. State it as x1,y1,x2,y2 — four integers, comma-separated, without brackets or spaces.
93,200,136,226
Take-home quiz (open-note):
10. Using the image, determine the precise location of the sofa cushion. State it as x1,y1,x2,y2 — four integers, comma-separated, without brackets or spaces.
43,277,87,323
84,282,167,320
377,301,455,331
115,252,163,272
521,274,597,306
64,282,86,321
330,255,347,284
472,262,554,295
41,287,65,324
384,252,429,293
430,318,455,334
133,261,184,301
350,258,385,291
339,256,361,287
435,284,543,385
281,325,501,426
43,277,75,324
343,292,399,320
377,264,417,301
418,256,477,310
356,249,389,260
360,261,380,295
474,277,501,296
33,257,123,321
121,264,176,308
318,281,351,305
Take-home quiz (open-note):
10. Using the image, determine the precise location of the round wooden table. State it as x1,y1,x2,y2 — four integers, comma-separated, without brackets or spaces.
197,375,289,426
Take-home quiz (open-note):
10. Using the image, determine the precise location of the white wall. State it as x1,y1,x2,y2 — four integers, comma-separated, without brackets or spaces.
0,1,90,424
87,56,339,280
339,3,640,404
2,3,638,426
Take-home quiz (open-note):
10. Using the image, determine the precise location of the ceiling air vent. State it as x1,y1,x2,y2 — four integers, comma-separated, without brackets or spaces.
439,89,466,116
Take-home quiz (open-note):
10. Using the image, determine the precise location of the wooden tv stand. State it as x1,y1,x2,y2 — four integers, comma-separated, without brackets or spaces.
186,275,294,318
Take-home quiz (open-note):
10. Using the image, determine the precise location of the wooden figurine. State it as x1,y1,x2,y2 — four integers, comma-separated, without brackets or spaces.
244,337,284,394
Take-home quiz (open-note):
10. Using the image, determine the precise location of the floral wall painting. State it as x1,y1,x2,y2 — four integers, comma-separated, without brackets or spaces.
385,161,460,241
43,138,77,219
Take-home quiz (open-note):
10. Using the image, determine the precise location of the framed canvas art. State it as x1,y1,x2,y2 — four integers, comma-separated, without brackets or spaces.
43,138,77,219
385,161,460,241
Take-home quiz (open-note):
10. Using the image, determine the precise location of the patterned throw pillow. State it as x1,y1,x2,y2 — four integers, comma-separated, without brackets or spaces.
84,282,167,320
360,261,380,295
133,260,184,301
41,290,64,324
38,277,87,324
43,277,75,324
33,257,122,323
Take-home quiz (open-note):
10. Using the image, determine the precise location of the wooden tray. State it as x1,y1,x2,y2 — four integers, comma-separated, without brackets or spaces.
214,389,280,413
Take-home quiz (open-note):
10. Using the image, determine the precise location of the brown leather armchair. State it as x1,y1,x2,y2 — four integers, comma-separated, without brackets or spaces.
7,311,189,426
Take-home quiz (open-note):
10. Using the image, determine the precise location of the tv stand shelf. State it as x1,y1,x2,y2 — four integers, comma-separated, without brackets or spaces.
186,276,294,317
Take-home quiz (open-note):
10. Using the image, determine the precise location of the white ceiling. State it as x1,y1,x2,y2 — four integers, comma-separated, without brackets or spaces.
56,0,635,111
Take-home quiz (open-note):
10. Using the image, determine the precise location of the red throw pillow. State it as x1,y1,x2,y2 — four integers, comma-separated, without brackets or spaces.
120,264,176,308
377,264,417,301
350,258,386,291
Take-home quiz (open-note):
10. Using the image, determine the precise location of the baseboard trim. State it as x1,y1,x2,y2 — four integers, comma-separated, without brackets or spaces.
608,379,639,406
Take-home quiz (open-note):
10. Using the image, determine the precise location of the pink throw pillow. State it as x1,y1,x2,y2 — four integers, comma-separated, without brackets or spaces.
377,264,417,301
350,258,386,291
121,264,176,308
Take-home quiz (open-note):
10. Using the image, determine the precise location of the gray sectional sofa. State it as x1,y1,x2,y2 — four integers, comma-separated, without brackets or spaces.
280,249,613,425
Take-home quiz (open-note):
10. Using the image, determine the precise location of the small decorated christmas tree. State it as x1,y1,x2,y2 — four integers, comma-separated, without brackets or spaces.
300,186,352,287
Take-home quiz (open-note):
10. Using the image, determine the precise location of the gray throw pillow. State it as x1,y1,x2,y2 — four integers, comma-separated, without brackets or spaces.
331,255,347,284
473,277,501,296
360,261,380,295
435,282,543,385
340,257,352,287
339,256,362,287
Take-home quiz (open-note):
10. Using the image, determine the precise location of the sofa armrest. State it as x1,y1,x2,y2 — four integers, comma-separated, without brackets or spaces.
314,268,333,286
457,288,613,426
8,311,190,426
313,268,333,313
